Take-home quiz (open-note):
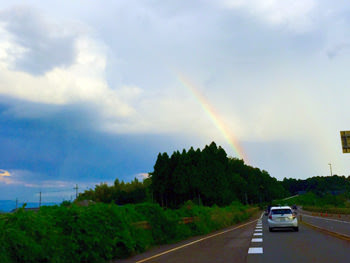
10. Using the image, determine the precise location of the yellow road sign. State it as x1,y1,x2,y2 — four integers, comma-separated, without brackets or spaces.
340,131,350,153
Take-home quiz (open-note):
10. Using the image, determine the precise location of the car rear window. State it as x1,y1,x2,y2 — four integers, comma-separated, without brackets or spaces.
271,209,292,215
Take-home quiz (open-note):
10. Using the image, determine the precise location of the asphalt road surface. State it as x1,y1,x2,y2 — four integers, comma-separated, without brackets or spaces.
116,213,350,263
247,216,350,263
115,217,260,263
301,213,350,236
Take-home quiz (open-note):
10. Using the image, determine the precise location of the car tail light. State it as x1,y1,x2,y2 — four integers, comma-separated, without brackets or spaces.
268,215,272,220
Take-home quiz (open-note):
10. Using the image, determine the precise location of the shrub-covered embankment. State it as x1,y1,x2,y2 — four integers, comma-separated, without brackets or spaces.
302,206,350,215
273,192,350,214
0,202,257,263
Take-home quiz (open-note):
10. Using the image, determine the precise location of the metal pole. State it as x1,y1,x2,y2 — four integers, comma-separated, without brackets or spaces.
39,191,42,208
328,163,333,176
73,184,78,199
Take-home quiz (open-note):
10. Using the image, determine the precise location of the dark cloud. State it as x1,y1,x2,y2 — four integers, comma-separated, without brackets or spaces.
0,98,183,189
0,7,77,75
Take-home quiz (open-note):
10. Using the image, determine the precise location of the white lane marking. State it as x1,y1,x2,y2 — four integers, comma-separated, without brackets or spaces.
252,238,263,242
256,226,262,229
253,233,263,236
136,218,258,263
302,214,350,224
255,229,262,232
248,247,263,254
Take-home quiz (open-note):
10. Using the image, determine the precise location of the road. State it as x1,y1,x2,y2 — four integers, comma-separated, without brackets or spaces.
247,216,350,263
116,218,259,263
116,213,350,263
300,213,350,236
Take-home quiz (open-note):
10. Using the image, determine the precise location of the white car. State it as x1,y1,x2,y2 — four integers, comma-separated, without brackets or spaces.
268,206,298,232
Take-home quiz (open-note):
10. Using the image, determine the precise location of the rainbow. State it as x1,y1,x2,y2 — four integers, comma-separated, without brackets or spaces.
177,74,247,162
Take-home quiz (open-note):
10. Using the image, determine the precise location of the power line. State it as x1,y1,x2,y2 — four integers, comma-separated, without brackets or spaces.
36,188,76,194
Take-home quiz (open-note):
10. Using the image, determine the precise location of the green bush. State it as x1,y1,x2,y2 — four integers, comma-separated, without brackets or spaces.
274,192,349,208
0,202,257,262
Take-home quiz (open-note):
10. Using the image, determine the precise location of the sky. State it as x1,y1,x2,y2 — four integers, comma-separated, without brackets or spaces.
1,0,350,203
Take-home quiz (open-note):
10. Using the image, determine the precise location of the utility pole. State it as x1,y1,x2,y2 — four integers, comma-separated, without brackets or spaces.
15,198,18,210
328,163,333,176
73,184,78,199
39,191,42,208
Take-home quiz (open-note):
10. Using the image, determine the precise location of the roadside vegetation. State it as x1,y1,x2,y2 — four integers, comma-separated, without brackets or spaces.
2,142,350,262
273,192,350,214
78,142,288,207
0,202,257,263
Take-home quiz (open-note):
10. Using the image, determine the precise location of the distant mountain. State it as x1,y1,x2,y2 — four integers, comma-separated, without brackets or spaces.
0,200,59,213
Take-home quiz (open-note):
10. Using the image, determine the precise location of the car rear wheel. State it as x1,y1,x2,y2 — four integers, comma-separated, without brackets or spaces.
294,227,299,232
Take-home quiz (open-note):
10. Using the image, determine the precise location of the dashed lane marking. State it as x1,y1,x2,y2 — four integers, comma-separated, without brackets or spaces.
248,214,264,257
248,247,263,254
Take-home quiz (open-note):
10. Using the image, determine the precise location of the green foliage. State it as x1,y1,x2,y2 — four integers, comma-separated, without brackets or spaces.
282,175,350,195
151,142,287,207
77,142,291,209
274,192,349,208
60,200,72,207
77,177,150,205
0,202,256,262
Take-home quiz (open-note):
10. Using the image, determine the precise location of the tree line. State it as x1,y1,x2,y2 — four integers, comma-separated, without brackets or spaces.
151,142,287,207
78,142,287,207
77,177,151,205
77,142,350,207
282,175,350,196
